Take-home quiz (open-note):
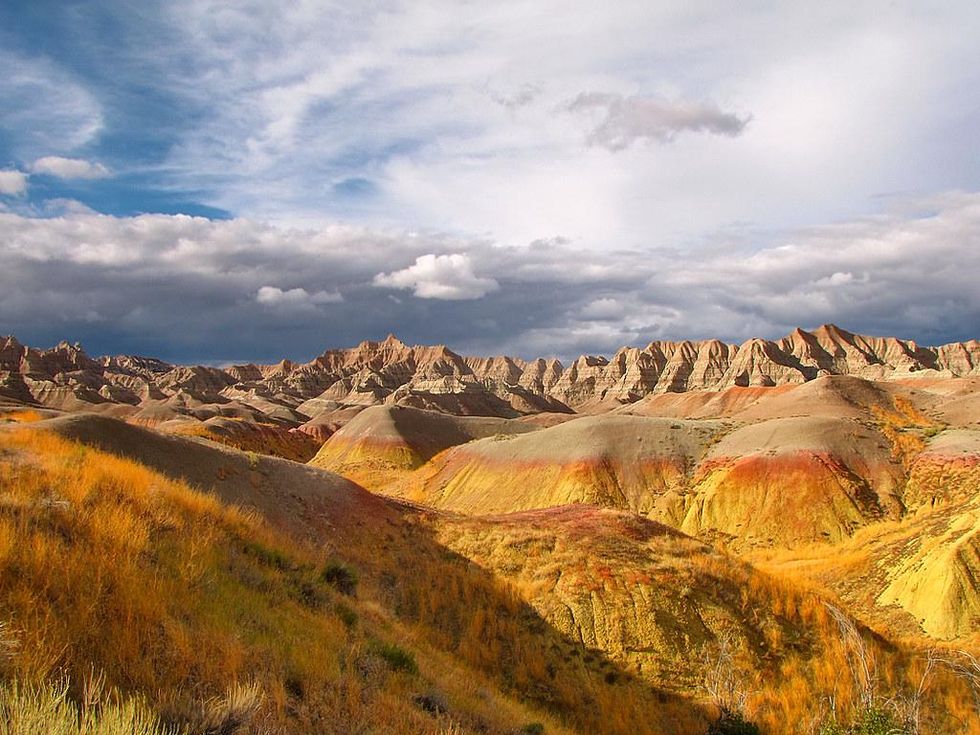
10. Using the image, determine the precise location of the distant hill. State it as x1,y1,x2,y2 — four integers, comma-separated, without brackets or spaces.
2,326,978,447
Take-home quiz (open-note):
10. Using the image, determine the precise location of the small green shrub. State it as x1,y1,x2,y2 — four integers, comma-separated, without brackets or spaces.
241,539,289,570
818,706,908,735
818,721,845,735
321,562,358,596
521,724,545,735
335,602,358,629
708,712,761,735
368,640,418,675
851,707,906,735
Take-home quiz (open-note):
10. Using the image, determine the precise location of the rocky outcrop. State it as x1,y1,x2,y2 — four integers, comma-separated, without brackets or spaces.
2,325,978,427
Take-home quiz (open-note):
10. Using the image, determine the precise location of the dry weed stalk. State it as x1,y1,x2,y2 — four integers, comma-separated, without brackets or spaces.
701,633,751,719
824,603,877,709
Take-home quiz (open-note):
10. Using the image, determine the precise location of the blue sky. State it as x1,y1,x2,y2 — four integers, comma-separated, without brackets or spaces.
1,1,979,362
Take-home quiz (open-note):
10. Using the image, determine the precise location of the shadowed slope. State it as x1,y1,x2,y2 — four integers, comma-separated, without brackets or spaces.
310,404,537,489
5,413,711,734
433,505,807,688
41,412,384,546
428,504,979,731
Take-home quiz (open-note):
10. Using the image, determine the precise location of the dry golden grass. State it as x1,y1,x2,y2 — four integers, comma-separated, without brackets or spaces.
871,395,943,472
0,426,586,734
0,424,724,734
0,410,43,424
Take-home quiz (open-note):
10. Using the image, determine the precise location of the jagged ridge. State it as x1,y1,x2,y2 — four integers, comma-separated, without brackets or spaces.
1,326,977,436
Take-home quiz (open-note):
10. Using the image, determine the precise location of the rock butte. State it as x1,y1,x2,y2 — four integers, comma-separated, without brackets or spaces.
2,324,978,433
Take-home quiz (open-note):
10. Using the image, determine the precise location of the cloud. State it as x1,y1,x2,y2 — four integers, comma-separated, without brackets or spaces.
373,253,500,300
580,297,622,320
0,190,977,362
489,83,542,110
2,1,969,259
256,285,343,308
814,271,864,287
0,49,103,156
567,92,750,150
0,171,28,196
31,157,110,180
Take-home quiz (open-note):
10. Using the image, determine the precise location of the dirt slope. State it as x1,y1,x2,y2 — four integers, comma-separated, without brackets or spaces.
389,415,722,518
309,404,537,489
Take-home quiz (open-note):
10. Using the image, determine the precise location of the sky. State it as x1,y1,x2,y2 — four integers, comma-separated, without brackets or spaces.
1,1,979,363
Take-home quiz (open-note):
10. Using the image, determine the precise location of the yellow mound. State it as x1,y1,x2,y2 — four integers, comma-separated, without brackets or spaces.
877,509,980,639
395,413,908,547
682,417,905,546
309,404,536,489
392,415,721,517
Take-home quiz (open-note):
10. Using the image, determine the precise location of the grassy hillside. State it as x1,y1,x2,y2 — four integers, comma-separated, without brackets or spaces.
0,413,709,734
1,410,977,734
431,506,980,733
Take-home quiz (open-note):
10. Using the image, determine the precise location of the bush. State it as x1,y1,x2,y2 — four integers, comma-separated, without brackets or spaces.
335,602,358,629
818,707,908,735
708,712,761,735
818,722,845,735
413,689,449,714
851,707,906,735
520,724,545,735
321,562,358,596
368,640,418,675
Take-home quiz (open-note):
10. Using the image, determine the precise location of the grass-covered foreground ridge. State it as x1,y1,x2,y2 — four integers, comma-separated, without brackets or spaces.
0,410,977,734
0,416,711,734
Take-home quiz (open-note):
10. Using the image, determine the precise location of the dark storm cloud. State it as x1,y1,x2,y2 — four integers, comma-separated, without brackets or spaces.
0,193,978,363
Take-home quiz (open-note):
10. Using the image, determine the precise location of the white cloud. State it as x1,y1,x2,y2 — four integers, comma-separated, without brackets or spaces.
256,285,343,308
0,171,28,196
0,191,977,360
567,92,749,150
580,297,622,320
125,0,980,256
31,156,110,180
0,49,103,156
373,253,500,300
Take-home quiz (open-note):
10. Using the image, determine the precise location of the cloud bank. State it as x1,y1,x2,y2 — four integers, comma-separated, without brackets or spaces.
0,190,977,362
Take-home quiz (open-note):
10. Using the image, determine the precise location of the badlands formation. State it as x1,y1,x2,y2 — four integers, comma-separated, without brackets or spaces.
2,323,979,733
